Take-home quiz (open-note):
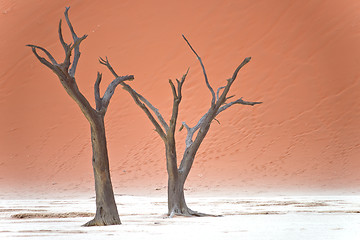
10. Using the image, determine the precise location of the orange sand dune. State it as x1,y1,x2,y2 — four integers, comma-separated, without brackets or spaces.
1,0,359,195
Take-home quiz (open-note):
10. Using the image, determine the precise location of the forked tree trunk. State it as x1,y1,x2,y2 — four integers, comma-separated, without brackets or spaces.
84,115,120,226
100,37,262,218
27,7,134,226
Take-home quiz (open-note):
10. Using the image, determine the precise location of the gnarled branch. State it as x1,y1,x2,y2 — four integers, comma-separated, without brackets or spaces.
27,7,96,125
101,75,134,112
98,58,135,113
26,45,58,66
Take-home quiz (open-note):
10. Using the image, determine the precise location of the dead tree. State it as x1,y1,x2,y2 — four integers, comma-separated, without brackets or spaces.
26,7,134,226
100,35,262,217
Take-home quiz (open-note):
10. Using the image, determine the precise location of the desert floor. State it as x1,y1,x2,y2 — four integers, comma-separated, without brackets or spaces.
1,193,359,240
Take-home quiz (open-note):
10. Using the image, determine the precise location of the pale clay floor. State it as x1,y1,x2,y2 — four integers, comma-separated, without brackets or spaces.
0,195,359,240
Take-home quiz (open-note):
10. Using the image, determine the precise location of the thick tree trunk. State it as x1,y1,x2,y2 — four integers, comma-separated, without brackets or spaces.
166,146,200,217
165,138,190,216
167,150,219,217
83,116,120,226
167,171,213,217
167,174,190,216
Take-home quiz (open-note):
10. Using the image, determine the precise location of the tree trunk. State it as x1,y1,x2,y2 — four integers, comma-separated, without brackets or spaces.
166,144,194,217
167,151,218,217
84,115,120,226
168,174,190,216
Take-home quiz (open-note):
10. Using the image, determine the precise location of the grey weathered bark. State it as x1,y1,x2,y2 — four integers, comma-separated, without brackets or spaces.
27,7,134,226
101,36,262,217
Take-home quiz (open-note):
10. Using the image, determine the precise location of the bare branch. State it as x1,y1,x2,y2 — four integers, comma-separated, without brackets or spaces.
69,37,86,77
121,82,167,141
134,90,169,132
179,57,255,179
57,19,72,70
230,57,251,83
169,68,190,135
101,75,134,111
181,122,191,130
58,19,68,53
226,95,235,101
179,109,210,150
216,57,252,107
182,34,215,105
216,86,225,101
182,123,194,146
70,35,88,51
192,110,210,133
177,68,189,100
169,79,178,99
28,44,97,124
94,72,102,111
64,6,87,77
179,121,194,147
169,80,179,133
99,57,118,77
26,45,67,80
64,7,78,40
26,45,57,65
99,56,170,132
27,7,100,127
27,46,53,70
217,97,262,115
181,67,190,83
99,57,167,139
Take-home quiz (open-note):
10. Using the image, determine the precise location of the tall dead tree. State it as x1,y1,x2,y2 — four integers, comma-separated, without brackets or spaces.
101,35,262,217
27,7,134,226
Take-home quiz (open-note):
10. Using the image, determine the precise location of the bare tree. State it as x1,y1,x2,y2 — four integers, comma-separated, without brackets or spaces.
100,35,262,217
26,7,134,226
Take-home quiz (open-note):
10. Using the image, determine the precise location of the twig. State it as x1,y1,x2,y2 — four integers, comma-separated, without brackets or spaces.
182,34,215,105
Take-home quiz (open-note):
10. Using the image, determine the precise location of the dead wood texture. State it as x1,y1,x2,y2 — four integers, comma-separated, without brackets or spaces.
101,35,262,217
27,7,134,226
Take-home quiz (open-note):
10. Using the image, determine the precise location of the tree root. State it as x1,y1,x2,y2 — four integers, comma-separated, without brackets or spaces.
82,216,121,227
168,208,223,218
83,218,98,227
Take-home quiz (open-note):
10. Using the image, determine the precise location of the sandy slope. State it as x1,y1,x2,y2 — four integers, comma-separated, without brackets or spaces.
0,0,360,194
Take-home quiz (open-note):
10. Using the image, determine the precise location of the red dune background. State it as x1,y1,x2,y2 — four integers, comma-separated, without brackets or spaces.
1,0,359,196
